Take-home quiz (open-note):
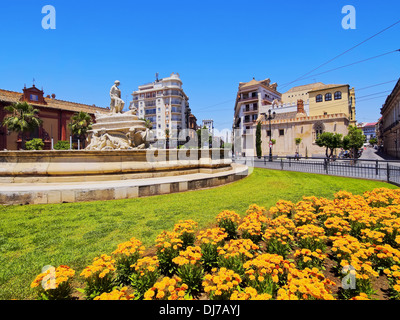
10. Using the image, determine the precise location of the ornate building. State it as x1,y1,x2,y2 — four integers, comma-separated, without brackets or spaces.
380,78,400,158
232,78,356,157
0,84,108,150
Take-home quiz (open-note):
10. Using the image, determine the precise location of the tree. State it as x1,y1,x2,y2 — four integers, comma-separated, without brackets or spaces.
294,137,302,153
2,101,42,149
342,125,365,159
68,111,93,149
369,137,377,146
139,118,153,130
315,132,343,159
165,129,170,149
256,121,262,158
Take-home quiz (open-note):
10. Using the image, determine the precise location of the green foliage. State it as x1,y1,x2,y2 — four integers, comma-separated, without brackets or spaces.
54,140,70,150
25,138,44,150
315,132,343,158
2,102,43,148
0,168,395,300
68,111,92,138
343,125,366,158
369,137,377,146
256,121,262,159
139,118,153,130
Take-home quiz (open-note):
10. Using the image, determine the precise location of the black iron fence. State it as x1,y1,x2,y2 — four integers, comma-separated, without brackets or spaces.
233,156,400,186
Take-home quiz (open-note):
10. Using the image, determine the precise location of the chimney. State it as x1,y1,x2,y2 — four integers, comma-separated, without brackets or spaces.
297,99,305,114
51,93,56,99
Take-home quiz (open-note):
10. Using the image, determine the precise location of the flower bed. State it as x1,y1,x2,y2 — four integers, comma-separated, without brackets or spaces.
30,187,400,300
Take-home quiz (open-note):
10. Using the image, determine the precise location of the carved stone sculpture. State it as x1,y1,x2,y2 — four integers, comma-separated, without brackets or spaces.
85,81,150,151
110,80,125,114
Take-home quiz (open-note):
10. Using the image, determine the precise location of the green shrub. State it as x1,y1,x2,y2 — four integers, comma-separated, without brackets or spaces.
25,138,44,150
54,140,70,150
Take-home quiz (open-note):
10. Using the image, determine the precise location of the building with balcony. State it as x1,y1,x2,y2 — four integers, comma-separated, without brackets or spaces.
359,122,377,143
130,72,190,146
380,78,400,158
232,77,281,155
202,119,214,135
232,78,356,157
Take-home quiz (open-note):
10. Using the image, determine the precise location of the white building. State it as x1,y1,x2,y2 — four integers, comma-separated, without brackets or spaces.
232,78,282,155
130,73,190,143
202,119,214,135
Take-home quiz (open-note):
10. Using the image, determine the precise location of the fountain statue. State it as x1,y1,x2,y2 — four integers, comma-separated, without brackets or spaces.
86,80,150,150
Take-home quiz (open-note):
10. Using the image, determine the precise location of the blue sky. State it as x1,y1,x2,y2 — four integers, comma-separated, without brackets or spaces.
0,0,399,133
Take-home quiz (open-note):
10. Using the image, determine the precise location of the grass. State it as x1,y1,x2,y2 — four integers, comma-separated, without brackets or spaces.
0,168,397,299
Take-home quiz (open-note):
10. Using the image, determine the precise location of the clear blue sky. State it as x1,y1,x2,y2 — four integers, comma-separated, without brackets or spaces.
0,0,399,133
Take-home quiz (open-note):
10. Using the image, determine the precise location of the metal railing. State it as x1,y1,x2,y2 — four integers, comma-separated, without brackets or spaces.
232,156,400,186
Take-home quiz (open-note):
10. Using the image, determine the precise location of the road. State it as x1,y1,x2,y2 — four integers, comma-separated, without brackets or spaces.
359,147,400,166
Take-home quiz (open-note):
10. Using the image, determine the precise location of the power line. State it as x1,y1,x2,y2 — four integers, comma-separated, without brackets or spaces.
280,49,399,85
356,79,398,91
280,18,400,89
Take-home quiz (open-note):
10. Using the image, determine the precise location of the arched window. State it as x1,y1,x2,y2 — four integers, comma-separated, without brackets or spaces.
325,93,332,101
316,94,323,102
334,91,342,100
313,122,325,141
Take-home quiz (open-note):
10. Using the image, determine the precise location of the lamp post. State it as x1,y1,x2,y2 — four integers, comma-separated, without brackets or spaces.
261,109,276,161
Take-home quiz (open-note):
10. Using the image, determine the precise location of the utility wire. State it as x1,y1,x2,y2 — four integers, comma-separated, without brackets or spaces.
280,19,400,89
281,50,399,85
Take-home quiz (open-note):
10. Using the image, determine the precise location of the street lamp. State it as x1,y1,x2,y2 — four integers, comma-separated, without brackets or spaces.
261,109,276,161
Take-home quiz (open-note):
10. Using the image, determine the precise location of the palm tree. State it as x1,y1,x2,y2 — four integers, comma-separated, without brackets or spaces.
68,111,93,149
165,129,170,149
2,102,42,149
139,118,153,130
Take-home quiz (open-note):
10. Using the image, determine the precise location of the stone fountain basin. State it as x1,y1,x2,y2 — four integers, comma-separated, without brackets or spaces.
0,149,232,183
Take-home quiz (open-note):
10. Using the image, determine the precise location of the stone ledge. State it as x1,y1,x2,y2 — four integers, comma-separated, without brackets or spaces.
0,164,248,205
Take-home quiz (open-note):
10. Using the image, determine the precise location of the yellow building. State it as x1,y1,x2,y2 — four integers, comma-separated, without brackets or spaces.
308,83,356,125
233,80,357,157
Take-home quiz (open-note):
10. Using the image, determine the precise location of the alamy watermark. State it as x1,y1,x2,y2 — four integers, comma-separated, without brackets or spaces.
40,265,56,290
41,5,56,30
341,5,356,30
341,265,356,289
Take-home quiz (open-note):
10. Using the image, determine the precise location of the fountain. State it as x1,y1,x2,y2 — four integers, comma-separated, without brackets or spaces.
0,81,248,205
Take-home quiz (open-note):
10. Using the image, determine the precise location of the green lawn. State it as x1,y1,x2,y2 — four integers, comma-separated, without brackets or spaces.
0,168,397,299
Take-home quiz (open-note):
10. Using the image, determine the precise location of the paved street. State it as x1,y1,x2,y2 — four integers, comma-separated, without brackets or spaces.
359,147,400,166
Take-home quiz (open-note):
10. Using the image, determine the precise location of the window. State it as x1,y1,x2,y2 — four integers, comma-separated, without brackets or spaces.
314,122,324,140
325,93,332,101
316,94,323,102
334,91,342,100
279,129,284,136
253,103,258,110
267,130,271,137
251,92,257,98
30,94,38,101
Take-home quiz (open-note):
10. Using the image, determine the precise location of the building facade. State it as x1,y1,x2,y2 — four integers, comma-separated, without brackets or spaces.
202,119,214,135
0,84,108,150
130,73,190,143
359,122,377,143
232,78,282,156
233,78,356,157
380,78,400,158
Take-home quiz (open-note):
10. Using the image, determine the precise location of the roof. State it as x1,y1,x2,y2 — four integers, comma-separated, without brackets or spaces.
238,78,280,94
308,83,349,92
284,82,325,94
363,122,377,127
0,88,109,114
273,111,298,121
